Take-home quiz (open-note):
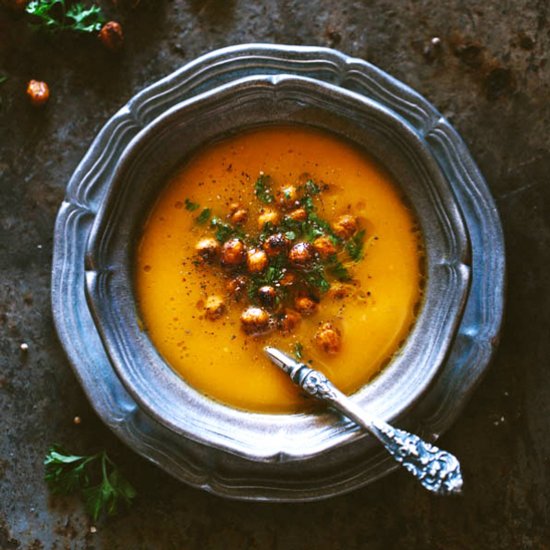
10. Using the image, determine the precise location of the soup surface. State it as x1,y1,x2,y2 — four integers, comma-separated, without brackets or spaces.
135,126,423,412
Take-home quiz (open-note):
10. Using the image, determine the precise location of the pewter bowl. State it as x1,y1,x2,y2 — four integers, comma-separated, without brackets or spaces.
52,45,505,500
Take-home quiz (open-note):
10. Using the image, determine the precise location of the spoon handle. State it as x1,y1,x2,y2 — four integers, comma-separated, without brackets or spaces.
272,351,463,496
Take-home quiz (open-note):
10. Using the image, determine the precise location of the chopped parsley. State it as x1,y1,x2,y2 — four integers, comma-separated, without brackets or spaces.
293,342,304,361
346,229,366,261
210,216,244,242
196,208,211,224
254,173,274,204
304,180,321,195
184,198,200,211
327,256,351,281
302,261,331,294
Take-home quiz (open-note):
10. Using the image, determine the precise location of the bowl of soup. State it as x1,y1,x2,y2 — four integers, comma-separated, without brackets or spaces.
52,43,505,500
83,74,470,460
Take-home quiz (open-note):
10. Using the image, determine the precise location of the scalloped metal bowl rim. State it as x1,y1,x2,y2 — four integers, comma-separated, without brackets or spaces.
51,43,504,499
83,73,471,461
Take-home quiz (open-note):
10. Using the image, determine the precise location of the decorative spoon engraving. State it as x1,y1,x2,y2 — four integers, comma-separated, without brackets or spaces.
264,347,463,496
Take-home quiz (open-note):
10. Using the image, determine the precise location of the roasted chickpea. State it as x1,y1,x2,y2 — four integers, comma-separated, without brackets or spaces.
204,295,225,320
26,80,50,107
195,237,220,262
288,208,307,222
257,285,278,308
246,248,268,273
277,184,298,209
277,309,301,334
332,215,358,239
221,238,246,267
263,233,290,258
240,306,272,335
288,241,314,267
328,282,352,300
229,203,248,225
294,294,318,316
279,271,296,287
226,275,248,300
314,322,342,354
98,21,124,51
257,209,280,228
313,235,337,259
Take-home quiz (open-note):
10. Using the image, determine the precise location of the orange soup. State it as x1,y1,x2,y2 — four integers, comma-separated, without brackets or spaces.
135,126,423,412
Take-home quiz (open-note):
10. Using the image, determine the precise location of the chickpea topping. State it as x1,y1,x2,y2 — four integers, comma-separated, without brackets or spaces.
314,322,342,354
277,185,298,209
278,309,301,334
288,208,307,222
221,238,246,266
229,203,248,225
26,80,50,107
98,21,124,51
328,282,353,300
182,172,366,356
257,209,280,228
288,241,314,267
263,233,290,258
204,295,226,320
257,285,278,309
332,215,358,239
195,237,220,262
240,306,272,335
294,294,318,316
313,235,337,259
226,275,248,300
246,248,268,273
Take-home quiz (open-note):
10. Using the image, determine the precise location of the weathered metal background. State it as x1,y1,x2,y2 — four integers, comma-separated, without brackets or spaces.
0,1,548,548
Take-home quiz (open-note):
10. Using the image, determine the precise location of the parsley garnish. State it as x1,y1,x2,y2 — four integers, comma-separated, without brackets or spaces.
293,342,304,361
346,229,366,261
302,261,331,293
210,216,243,242
304,180,321,195
44,445,136,521
254,173,274,204
327,256,351,281
301,195,315,214
184,198,200,211
196,208,211,224
26,0,106,33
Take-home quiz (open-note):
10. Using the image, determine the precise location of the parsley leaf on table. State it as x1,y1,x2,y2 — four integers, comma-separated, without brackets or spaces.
26,0,106,34
44,445,136,521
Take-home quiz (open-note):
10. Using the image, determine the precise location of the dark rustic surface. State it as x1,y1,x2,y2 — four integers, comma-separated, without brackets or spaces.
1,1,549,548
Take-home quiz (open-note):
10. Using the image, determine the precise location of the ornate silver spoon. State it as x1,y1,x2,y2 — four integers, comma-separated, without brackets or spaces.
264,347,463,496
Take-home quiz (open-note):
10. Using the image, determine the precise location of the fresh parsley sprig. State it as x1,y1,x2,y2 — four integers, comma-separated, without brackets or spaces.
44,445,136,521
26,0,106,34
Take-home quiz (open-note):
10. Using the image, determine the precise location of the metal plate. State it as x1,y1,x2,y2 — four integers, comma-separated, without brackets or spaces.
51,44,505,501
